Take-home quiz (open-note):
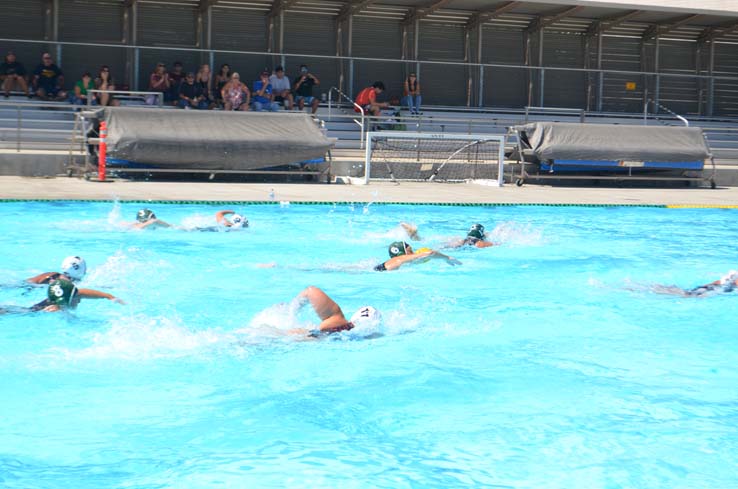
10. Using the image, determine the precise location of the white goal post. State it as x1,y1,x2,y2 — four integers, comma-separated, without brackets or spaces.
361,131,506,185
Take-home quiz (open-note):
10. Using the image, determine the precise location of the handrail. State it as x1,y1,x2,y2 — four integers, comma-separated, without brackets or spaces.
87,89,164,107
525,106,585,123
328,86,365,148
643,98,689,127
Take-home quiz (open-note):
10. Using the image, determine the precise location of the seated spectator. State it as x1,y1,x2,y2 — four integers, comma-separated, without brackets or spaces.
355,81,389,116
167,61,185,104
147,62,170,105
196,63,213,108
269,65,293,110
403,72,422,115
293,64,320,114
33,52,66,101
221,72,249,111
214,63,231,106
251,70,280,112
1,51,30,98
94,65,120,107
70,72,96,105
178,72,208,109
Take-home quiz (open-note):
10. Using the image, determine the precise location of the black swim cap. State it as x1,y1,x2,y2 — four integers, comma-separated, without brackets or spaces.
467,223,485,240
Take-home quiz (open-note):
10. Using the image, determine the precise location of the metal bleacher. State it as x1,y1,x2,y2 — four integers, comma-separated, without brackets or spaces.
3,93,738,184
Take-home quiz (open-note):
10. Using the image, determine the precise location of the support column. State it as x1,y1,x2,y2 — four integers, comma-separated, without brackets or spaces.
538,28,544,107
348,14,354,98
477,23,483,108
654,35,660,113
707,40,715,116
596,30,603,112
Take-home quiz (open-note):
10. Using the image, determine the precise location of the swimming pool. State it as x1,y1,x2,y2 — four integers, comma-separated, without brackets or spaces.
1,201,736,488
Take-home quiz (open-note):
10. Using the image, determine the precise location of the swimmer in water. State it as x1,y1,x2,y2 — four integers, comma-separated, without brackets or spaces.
215,210,249,229
25,256,86,285
129,208,172,230
374,241,461,271
650,270,738,297
1,278,123,314
287,286,381,337
447,223,496,249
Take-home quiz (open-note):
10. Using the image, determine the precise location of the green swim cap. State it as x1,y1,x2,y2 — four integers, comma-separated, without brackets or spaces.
47,278,78,307
136,208,156,223
388,241,409,258
467,223,485,240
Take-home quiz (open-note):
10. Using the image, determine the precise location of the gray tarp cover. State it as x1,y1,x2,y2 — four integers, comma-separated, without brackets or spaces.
514,122,709,162
103,107,334,170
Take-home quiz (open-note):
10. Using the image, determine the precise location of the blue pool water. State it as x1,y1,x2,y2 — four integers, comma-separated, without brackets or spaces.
1,201,737,488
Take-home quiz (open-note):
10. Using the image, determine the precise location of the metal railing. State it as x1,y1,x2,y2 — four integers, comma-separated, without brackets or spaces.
524,106,585,123
327,86,365,148
0,100,76,152
643,98,689,127
87,89,165,107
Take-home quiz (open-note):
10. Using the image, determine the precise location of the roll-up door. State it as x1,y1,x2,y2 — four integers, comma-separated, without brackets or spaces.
137,2,200,89
713,42,738,116
352,17,403,101
542,31,585,109
658,39,698,115
58,0,126,88
599,35,643,113
59,0,123,42
418,21,466,106
482,27,526,108
211,6,269,84
283,13,338,100
0,0,46,40
138,2,198,47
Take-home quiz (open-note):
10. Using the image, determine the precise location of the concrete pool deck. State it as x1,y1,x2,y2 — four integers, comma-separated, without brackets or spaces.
2,176,738,206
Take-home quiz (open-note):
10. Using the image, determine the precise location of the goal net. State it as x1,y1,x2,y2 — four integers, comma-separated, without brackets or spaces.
362,131,506,185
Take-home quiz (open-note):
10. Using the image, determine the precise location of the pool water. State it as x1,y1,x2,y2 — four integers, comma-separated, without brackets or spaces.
1,201,737,488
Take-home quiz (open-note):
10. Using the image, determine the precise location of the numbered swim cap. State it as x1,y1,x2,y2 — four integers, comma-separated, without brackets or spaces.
467,223,485,240
136,208,156,223
60,256,87,281
47,278,78,307
229,214,249,228
388,241,410,258
350,306,382,327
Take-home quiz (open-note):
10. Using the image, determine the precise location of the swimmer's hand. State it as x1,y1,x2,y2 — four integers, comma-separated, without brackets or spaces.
446,256,462,266
400,222,421,241
256,262,277,269
113,297,126,305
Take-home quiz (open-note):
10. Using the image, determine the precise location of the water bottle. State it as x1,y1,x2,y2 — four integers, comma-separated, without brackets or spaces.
268,188,275,201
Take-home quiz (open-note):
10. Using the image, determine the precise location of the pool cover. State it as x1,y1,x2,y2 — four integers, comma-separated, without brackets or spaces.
99,107,334,170
514,122,710,163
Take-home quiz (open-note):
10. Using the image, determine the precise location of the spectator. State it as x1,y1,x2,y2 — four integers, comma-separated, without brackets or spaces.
355,81,389,116
1,51,30,98
251,70,280,112
70,72,96,106
94,65,120,106
147,62,170,105
403,72,422,115
214,63,231,106
269,65,293,110
293,64,320,114
32,52,66,101
167,61,185,104
221,72,249,111
178,71,208,109
196,63,213,108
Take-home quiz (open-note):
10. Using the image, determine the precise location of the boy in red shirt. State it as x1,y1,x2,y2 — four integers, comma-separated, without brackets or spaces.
355,81,389,116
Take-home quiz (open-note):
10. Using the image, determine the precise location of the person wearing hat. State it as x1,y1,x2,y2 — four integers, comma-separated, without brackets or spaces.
373,241,461,271
286,286,381,337
177,71,208,109
129,208,172,230
449,224,496,248
293,64,321,114
403,72,421,115
34,278,123,312
251,70,280,112
26,256,88,285
269,66,293,110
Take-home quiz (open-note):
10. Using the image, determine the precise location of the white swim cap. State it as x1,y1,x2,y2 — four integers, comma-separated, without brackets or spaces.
350,306,382,327
229,214,248,228
60,255,87,281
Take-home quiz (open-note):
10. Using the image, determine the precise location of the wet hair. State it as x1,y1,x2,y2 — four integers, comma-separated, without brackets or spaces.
372,81,385,90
